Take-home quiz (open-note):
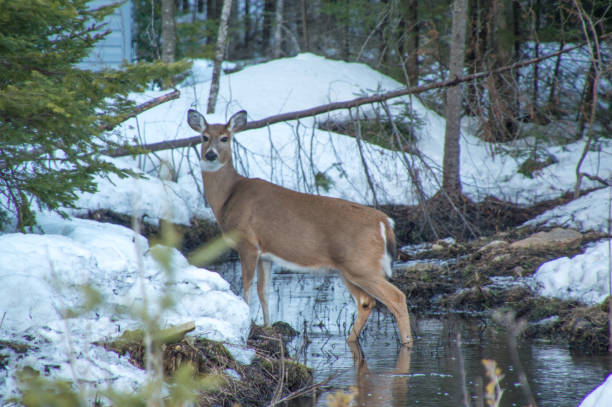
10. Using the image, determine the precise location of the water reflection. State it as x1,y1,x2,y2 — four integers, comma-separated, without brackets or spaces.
212,260,612,406
348,341,412,407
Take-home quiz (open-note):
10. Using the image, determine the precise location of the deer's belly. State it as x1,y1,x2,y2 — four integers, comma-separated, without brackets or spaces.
259,251,334,274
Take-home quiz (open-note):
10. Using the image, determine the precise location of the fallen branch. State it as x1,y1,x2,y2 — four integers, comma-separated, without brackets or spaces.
101,89,181,131
106,40,595,158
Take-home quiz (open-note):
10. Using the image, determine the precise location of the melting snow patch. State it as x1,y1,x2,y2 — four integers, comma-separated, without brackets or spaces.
532,240,611,305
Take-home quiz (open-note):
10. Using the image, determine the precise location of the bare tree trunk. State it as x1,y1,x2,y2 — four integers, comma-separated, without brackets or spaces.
300,0,309,51
531,0,541,119
576,60,596,139
402,0,419,86
207,0,221,44
244,0,251,50
547,6,567,111
466,0,488,115
547,41,565,111
263,0,274,54
343,0,350,61
161,0,176,63
273,0,284,58
207,0,233,114
486,0,519,141
442,0,467,196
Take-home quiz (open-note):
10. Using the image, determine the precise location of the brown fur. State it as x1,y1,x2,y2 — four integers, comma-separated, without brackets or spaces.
187,109,413,345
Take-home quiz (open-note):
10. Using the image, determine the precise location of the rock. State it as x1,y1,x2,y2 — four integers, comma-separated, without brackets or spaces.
509,227,582,251
478,240,509,253
396,262,444,274
431,243,445,252
491,253,512,264
512,265,525,277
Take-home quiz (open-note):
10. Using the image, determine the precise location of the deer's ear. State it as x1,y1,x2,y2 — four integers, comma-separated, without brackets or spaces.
227,110,247,132
187,109,207,132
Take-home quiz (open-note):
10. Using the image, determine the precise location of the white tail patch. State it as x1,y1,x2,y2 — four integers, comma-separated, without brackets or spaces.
380,221,392,278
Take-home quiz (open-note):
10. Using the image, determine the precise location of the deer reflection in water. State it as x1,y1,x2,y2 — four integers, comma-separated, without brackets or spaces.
346,341,412,406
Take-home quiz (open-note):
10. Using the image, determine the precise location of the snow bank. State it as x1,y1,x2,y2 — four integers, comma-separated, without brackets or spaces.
525,187,612,233
0,213,251,400
72,157,215,226
578,374,612,407
533,240,611,305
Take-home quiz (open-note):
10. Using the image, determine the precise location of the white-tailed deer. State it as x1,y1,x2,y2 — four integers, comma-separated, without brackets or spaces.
187,109,413,345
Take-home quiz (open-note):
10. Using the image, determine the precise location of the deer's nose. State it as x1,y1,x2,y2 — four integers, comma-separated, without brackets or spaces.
204,150,218,161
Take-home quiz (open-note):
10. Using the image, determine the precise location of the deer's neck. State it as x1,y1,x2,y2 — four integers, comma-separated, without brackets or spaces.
202,161,243,221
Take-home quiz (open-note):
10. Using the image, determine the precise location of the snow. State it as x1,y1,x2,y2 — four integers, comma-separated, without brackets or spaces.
533,240,611,305
0,53,611,404
0,213,251,401
526,186,612,233
579,374,612,407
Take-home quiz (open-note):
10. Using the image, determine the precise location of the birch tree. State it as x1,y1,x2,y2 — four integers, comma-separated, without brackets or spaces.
207,0,233,114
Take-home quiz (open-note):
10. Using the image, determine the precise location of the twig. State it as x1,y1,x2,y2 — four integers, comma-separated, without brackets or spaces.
267,373,336,407
578,172,612,187
350,108,379,206
270,334,285,404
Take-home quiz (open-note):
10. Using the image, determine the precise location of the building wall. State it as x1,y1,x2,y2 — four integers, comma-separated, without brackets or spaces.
80,0,134,70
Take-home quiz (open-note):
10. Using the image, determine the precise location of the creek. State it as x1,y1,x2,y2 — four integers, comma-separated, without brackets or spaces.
212,259,611,407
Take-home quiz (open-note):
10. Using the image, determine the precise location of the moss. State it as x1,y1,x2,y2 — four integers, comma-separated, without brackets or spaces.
248,322,299,358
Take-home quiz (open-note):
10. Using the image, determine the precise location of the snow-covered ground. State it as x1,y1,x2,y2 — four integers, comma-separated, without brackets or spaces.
0,53,610,404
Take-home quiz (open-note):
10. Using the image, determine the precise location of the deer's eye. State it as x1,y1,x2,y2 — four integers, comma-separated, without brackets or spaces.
201,135,209,142
220,136,228,143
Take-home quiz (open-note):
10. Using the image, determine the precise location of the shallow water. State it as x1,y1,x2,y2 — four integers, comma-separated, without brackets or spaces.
213,260,612,407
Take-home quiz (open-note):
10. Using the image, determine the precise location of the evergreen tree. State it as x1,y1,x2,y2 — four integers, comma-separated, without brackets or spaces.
0,0,189,230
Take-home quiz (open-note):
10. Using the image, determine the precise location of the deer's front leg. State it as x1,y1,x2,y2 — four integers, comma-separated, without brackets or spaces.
238,243,259,313
257,259,272,326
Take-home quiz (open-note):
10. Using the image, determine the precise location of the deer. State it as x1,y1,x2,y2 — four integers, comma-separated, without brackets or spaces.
187,108,413,345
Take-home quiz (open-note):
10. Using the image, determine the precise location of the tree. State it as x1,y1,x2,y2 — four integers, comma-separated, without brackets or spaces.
442,0,467,197
401,0,419,86
161,0,177,62
207,0,233,114
485,0,520,141
272,0,285,58
0,0,188,230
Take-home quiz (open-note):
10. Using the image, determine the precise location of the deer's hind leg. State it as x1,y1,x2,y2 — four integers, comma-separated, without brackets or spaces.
341,267,413,346
343,278,376,342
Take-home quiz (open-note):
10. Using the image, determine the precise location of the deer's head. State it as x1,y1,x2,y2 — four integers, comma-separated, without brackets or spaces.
187,109,247,172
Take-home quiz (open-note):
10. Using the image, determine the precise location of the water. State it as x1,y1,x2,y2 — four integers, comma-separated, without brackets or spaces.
213,260,612,407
